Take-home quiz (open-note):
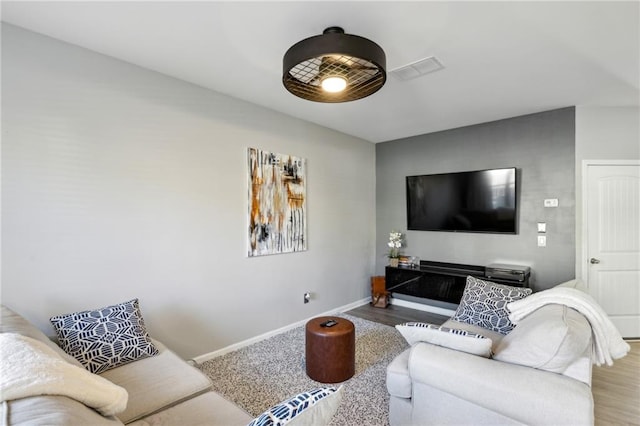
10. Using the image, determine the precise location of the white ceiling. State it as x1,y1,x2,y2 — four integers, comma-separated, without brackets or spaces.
2,1,639,143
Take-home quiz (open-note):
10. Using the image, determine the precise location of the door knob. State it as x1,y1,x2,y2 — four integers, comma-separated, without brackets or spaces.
590,258,600,264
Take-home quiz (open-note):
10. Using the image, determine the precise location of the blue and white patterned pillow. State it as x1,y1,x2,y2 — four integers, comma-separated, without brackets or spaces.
248,386,342,426
452,276,532,335
396,322,492,357
401,322,487,338
50,299,159,374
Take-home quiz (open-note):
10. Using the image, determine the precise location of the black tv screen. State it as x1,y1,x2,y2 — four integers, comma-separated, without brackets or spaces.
406,168,517,234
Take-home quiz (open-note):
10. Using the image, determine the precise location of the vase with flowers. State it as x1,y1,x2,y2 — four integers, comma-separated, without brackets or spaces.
387,231,403,267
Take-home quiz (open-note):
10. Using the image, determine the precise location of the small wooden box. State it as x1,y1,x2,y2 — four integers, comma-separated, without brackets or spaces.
370,276,390,308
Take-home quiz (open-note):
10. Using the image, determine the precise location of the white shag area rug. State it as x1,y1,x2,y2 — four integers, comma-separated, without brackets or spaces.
197,314,409,426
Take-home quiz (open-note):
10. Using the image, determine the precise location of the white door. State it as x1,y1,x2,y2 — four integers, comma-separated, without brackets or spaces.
585,162,640,338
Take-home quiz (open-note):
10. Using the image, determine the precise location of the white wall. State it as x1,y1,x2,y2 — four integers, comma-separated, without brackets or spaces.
1,24,376,359
575,106,640,278
575,107,640,160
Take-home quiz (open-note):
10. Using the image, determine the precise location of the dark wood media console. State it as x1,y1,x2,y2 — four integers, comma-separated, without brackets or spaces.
385,260,529,305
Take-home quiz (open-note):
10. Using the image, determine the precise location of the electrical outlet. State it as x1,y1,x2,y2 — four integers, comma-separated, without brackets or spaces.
537,222,546,233
303,292,311,304
544,199,559,207
537,235,547,247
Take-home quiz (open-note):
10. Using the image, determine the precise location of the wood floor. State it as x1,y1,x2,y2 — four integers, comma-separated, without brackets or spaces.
592,340,640,425
346,303,640,426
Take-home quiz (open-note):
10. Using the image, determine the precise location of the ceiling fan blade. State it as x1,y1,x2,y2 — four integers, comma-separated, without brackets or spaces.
349,65,379,70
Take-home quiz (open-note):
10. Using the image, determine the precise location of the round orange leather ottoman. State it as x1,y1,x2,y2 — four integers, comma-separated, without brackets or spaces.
305,316,355,383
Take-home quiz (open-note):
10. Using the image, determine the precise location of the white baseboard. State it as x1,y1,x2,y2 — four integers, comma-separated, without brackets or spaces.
390,298,456,318
191,297,371,365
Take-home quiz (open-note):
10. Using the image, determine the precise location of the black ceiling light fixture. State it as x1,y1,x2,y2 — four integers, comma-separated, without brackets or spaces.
283,27,386,103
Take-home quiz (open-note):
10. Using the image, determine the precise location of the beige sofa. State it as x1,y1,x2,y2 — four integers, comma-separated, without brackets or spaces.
1,305,253,426
386,280,598,425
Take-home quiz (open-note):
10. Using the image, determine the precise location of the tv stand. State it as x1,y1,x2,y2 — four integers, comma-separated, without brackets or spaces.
385,260,529,305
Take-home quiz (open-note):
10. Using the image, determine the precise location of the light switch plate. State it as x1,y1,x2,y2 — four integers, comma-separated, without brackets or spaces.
537,235,547,247
537,222,546,233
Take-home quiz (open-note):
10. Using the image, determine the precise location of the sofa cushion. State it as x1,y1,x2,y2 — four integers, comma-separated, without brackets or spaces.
247,386,343,426
452,276,532,335
128,391,252,426
493,304,592,374
99,340,212,424
1,395,123,426
396,322,492,357
50,299,159,374
1,305,84,368
386,348,412,398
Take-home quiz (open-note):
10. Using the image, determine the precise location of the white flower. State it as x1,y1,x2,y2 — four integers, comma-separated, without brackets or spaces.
387,231,404,258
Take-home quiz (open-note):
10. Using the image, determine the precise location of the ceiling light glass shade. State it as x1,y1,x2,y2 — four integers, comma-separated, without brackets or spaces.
283,27,386,103
321,76,347,92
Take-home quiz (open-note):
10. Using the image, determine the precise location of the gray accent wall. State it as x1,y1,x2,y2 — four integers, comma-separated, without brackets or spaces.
376,107,576,292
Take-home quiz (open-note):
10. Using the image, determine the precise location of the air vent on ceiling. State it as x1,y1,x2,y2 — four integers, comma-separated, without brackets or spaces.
390,56,444,81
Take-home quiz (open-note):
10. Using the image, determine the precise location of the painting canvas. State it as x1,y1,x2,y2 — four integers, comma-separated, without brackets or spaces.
247,148,307,256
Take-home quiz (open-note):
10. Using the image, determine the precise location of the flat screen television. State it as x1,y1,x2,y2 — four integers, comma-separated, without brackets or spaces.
406,167,517,234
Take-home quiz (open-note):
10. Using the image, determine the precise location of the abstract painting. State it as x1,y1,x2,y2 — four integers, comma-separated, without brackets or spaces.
247,148,307,256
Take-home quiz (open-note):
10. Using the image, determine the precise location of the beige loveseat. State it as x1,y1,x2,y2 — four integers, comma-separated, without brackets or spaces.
1,305,253,425
386,279,605,425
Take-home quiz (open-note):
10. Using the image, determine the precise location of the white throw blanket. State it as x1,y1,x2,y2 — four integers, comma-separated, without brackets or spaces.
0,333,128,416
508,287,631,366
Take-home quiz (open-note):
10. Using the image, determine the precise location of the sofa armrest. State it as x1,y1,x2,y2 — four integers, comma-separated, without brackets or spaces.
408,342,593,425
